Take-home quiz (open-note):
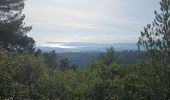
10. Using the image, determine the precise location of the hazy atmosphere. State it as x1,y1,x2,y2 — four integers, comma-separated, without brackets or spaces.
24,0,159,48
1,0,170,99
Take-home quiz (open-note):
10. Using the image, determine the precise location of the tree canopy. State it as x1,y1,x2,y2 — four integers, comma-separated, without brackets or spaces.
0,0,35,52
0,0,170,99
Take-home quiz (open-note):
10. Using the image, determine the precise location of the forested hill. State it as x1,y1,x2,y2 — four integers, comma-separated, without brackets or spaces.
58,51,146,67
1,0,170,99
58,52,100,67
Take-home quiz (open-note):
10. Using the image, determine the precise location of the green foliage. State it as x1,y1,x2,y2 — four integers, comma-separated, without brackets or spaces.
60,58,71,70
0,48,49,99
98,47,121,65
0,0,35,52
0,0,170,99
59,52,100,67
138,0,170,62
41,51,79,70
60,58,79,70
59,51,146,67
42,50,60,69
138,0,170,99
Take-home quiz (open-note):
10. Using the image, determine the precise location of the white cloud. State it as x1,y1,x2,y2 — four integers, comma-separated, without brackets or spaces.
29,31,139,46
24,0,159,46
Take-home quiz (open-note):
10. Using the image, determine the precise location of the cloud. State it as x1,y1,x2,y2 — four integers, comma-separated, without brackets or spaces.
24,0,159,46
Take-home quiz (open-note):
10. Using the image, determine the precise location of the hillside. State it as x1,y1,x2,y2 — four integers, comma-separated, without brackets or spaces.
58,50,146,67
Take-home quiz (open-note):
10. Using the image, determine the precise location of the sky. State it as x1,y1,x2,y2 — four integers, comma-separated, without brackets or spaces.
23,0,160,47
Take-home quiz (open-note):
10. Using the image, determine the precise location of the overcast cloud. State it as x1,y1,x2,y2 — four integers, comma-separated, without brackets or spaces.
23,0,159,46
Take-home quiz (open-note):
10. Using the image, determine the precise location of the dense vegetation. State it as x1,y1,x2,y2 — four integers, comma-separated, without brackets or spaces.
0,0,170,99
58,50,146,67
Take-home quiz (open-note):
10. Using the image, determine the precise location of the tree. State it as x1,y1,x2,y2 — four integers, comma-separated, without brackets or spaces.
138,0,170,62
0,48,49,99
42,51,60,69
0,0,35,52
60,58,71,70
138,0,170,99
99,47,120,65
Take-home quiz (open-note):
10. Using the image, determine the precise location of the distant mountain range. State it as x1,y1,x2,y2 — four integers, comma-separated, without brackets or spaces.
38,42,138,52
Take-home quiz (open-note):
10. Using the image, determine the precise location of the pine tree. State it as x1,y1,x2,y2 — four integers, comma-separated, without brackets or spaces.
138,0,170,99
138,0,170,62
0,0,35,52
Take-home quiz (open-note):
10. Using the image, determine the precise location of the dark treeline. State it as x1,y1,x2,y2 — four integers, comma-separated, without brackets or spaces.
58,50,146,67
0,0,170,100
